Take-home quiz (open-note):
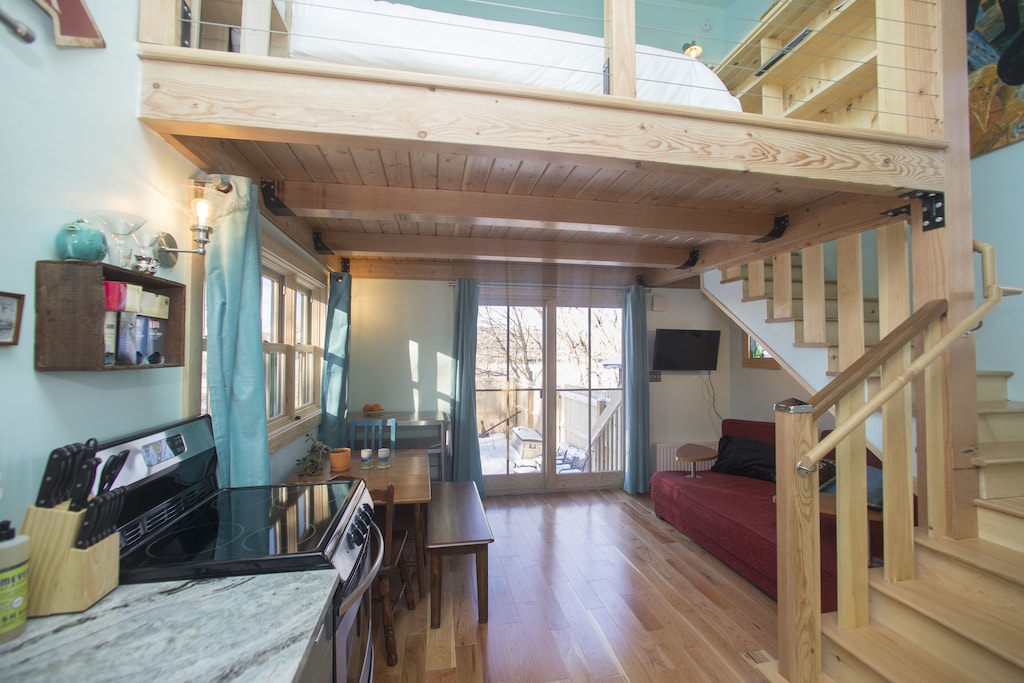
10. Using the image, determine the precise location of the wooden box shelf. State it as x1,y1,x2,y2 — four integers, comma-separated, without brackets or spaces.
35,260,186,371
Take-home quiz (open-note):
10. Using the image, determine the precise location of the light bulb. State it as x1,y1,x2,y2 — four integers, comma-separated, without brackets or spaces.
193,197,211,226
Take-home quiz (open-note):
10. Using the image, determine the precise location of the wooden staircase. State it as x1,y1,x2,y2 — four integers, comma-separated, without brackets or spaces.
718,254,1024,682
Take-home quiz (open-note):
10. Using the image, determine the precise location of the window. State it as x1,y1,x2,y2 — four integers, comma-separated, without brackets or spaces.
742,332,779,369
197,226,327,451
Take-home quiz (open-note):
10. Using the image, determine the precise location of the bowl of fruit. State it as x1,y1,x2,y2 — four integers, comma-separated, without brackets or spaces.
362,403,385,417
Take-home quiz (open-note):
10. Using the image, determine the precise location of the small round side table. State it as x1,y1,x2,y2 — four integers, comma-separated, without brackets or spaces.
675,443,718,478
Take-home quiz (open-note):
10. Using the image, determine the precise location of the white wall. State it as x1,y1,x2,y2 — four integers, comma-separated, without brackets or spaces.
646,289,732,445
349,279,454,414
971,145,1024,402
726,326,814,422
0,6,197,522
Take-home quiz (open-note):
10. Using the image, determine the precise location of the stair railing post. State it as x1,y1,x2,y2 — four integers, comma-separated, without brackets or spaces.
776,398,821,683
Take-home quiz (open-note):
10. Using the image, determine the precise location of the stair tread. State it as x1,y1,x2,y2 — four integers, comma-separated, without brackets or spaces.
868,566,1024,667
914,528,1024,588
977,400,1024,414
822,613,963,682
977,370,1015,378
973,441,1024,466
976,495,1024,519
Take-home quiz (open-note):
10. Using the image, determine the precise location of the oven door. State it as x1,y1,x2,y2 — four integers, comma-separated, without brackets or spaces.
335,523,382,683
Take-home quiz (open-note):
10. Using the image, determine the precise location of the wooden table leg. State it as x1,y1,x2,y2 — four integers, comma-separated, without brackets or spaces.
475,544,488,624
414,503,426,598
430,550,442,629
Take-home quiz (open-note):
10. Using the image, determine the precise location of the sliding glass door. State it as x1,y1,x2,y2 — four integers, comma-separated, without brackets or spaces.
475,305,544,478
476,289,623,491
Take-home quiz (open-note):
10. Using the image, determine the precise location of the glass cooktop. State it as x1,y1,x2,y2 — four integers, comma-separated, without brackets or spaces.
119,481,358,583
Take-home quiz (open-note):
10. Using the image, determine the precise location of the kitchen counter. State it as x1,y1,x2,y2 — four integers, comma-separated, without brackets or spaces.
0,569,339,682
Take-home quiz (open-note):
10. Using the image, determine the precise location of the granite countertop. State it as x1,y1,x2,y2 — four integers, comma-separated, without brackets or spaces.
0,570,339,682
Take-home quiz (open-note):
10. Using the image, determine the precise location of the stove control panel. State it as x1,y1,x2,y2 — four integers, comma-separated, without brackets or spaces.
330,482,374,582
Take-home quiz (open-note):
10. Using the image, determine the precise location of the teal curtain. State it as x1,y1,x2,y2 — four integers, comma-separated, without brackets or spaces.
319,272,352,449
451,279,484,495
205,175,270,488
623,284,651,494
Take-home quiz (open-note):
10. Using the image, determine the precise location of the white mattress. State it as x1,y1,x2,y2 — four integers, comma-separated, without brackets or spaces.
288,0,741,112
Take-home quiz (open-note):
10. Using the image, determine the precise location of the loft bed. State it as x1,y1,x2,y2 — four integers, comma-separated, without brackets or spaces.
286,0,741,112
136,0,955,287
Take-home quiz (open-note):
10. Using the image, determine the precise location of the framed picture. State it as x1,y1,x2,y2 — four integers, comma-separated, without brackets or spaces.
742,332,779,370
0,292,25,346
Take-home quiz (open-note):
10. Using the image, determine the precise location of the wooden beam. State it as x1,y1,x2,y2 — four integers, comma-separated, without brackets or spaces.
319,232,699,269
644,193,908,286
325,257,689,288
137,48,947,196
268,180,770,240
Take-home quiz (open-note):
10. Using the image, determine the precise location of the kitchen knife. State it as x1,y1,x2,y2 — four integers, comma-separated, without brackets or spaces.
68,457,100,512
97,449,129,493
35,448,68,508
91,488,124,547
75,496,101,549
50,446,75,507
61,442,85,502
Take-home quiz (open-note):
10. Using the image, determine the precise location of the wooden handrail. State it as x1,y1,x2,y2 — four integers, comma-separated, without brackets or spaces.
808,298,948,421
797,240,1020,473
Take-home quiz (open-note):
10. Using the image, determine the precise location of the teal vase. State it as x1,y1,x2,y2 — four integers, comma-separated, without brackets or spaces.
56,219,108,262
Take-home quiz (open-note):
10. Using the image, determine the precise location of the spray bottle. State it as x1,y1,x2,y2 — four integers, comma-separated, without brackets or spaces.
0,520,29,644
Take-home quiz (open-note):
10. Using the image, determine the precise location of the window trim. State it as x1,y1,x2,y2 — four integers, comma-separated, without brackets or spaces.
261,231,328,452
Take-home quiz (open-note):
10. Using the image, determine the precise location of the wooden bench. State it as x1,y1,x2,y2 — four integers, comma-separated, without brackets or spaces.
426,481,493,629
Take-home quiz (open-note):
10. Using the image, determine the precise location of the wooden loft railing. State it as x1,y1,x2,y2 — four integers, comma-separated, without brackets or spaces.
772,241,1021,683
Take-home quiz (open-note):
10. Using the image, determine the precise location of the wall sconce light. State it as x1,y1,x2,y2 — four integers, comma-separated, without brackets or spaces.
157,178,237,267
682,41,703,59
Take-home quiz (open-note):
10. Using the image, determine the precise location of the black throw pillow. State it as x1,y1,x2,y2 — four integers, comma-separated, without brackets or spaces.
711,434,776,482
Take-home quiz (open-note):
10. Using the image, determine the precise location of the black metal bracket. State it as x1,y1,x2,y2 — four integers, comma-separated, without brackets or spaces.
260,179,293,216
901,190,945,230
676,249,700,269
635,274,646,287
881,204,912,218
883,190,945,230
312,232,334,255
753,215,789,243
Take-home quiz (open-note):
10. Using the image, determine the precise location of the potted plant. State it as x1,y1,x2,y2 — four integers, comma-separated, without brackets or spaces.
297,435,330,476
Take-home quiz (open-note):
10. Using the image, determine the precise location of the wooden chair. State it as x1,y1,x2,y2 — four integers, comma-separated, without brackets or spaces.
351,417,396,452
371,482,415,666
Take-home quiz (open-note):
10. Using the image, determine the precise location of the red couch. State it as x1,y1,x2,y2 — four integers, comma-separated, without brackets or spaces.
651,418,853,612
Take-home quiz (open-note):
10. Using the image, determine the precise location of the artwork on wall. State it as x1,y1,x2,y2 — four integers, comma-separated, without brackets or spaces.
0,292,25,346
968,0,1024,156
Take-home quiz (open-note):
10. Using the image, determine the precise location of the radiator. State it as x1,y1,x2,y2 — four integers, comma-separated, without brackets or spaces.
655,441,718,472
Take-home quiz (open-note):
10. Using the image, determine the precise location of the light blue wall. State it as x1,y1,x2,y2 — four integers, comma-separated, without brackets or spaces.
1,6,198,522
971,145,1024,401
393,0,774,64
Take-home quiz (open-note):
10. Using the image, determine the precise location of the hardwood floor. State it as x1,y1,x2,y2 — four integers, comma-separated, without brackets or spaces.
372,489,778,682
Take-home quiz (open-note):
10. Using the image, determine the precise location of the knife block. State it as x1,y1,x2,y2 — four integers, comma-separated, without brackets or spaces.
21,504,119,617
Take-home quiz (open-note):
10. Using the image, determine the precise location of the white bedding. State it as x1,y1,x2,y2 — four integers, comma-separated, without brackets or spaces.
288,0,741,112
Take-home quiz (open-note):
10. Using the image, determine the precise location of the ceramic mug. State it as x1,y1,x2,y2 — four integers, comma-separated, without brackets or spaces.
377,447,390,469
360,448,373,469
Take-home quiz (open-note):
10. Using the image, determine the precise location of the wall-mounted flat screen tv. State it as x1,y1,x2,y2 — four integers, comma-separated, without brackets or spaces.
651,329,721,371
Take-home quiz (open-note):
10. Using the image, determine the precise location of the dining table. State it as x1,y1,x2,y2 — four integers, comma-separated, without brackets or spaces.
294,448,431,598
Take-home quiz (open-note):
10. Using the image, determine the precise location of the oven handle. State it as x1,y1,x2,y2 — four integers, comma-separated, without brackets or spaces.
335,523,383,617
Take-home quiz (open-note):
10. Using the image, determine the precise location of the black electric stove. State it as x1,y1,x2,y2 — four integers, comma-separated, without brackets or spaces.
94,416,373,587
